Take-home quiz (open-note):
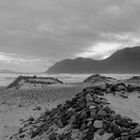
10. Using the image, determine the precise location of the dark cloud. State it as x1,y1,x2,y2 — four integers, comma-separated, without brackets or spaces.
0,0,140,72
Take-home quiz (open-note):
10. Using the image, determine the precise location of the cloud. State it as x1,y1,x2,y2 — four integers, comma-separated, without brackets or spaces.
75,42,122,59
0,0,140,71
0,52,51,72
103,5,122,17
75,32,140,59
126,0,140,4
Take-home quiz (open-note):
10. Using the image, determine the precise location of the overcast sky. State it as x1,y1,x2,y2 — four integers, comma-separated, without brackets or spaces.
0,0,140,72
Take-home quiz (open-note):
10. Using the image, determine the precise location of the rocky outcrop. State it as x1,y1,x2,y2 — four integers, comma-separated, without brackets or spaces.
7,76,63,89
83,74,116,84
10,83,140,140
130,76,140,80
122,76,140,84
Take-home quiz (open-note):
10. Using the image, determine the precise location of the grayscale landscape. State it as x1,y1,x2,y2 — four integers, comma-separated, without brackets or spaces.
0,0,140,140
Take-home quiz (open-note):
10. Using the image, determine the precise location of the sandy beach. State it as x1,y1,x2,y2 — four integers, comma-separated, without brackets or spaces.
0,78,139,140
0,83,85,140
1,0,140,139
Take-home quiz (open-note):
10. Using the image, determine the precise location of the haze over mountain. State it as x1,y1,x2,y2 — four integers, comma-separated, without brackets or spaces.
47,46,140,74
0,69,39,74
0,69,18,74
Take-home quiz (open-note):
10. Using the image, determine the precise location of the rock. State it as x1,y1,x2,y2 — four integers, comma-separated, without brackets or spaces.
79,110,87,120
58,119,64,128
69,116,77,125
129,122,139,129
93,132,114,140
48,133,57,140
71,129,80,139
78,100,86,109
31,131,38,139
114,138,121,140
42,122,49,131
103,122,110,131
131,126,140,135
121,132,129,136
80,123,87,131
117,118,130,128
87,121,93,127
85,130,94,140
94,120,103,129
86,94,93,102
87,102,97,107
97,110,108,117
130,134,136,140
18,104,23,107
61,116,68,126
120,93,128,99
90,110,97,118
83,128,90,134
120,127,129,133
62,125,72,135
135,133,140,138
111,123,121,137
127,84,135,92
35,126,43,136
121,134,130,140
103,106,114,114
117,85,127,91
67,108,75,115
28,117,35,122
72,119,81,129
106,88,110,93
89,105,96,110
18,128,23,134
33,106,42,111
97,129,105,136
100,98,108,104
9,134,19,140
19,134,25,138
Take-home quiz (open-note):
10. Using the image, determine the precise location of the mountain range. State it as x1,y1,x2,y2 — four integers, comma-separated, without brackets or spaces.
47,46,140,74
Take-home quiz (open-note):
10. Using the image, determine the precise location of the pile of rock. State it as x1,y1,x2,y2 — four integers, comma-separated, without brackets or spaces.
130,76,140,80
105,83,140,98
126,76,140,83
84,83,140,98
10,85,140,140
83,74,116,84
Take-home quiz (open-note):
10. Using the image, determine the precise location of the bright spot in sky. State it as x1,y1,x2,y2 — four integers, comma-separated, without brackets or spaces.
0,53,10,62
76,42,122,59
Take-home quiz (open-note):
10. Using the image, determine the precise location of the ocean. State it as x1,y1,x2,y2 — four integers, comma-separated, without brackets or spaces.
0,73,140,87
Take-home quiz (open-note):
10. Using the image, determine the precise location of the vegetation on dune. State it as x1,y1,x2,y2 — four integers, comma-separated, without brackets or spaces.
7,76,63,89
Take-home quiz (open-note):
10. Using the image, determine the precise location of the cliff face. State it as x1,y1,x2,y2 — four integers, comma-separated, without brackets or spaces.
47,46,140,74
